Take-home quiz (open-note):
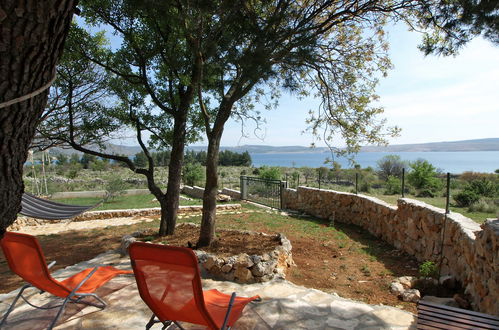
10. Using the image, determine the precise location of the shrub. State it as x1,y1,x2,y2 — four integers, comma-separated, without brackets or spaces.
468,199,497,213
104,177,127,201
384,175,401,195
259,166,281,181
419,261,438,279
454,190,480,207
467,179,497,197
376,155,407,181
183,163,205,186
407,159,442,194
417,188,436,198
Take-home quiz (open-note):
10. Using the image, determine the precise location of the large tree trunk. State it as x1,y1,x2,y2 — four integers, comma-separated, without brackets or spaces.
159,113,187,236
197,131,223,247
0,0,76,238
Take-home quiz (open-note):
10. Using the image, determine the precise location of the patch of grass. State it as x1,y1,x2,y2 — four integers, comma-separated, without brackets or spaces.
51,193,202,211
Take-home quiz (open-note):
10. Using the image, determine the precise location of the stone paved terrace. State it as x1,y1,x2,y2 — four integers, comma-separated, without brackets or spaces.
0,251,416,329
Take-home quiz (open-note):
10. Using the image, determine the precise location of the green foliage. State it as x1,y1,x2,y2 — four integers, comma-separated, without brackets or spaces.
56,153,68,165
467,179,497,198
183,163,205,187
408,159,442,194
259,166,282,181
133,152,148,168
69,154,80,164
80,154,97,169
384,175,401,195
419,261,439,279
454,190,480,207
468,199,497,214
376,155,407,181
104,177,127,201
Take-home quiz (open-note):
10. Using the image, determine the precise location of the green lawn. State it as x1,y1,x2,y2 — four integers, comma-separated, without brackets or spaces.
51,193,202,210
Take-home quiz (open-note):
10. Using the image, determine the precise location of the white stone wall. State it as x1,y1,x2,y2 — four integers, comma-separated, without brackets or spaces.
181,185,205,199
282,186,498,315
221,188,241,200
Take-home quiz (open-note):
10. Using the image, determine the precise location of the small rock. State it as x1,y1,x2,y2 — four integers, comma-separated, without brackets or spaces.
234,266,253,283
390,282,405,296
401,289,421,302
221,263,233,273
203,256,216,270
398,276,417,289
234,253,254,268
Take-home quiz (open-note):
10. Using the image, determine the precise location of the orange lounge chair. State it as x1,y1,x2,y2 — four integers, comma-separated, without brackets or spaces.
129,242,261,330
0,232,133,329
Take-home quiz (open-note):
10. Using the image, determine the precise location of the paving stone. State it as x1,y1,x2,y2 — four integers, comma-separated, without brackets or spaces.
1,250,416,330
330,299,374,319
369,307,416,327
325,316,359,329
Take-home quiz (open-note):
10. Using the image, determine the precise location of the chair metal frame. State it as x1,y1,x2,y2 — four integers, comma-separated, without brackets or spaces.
0,232,131,330
130,242,260,330
0,264,107,330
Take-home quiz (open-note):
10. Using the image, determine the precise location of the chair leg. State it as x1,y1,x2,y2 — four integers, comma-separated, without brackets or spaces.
0,284,31,327
47,295,72,330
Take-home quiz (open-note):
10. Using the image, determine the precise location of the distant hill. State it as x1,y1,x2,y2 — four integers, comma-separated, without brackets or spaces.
360,138,499,152
50,138,499,156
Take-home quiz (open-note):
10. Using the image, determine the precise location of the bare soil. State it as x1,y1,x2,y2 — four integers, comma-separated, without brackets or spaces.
1,215,420,313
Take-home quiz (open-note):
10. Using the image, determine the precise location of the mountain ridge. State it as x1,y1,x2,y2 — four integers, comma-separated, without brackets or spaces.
51,138,499,156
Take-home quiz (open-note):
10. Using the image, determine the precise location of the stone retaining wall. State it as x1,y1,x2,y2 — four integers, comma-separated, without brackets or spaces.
220,188,241,200
282,186,498,315
181,186,241,200
181,185,205,199
9,204,241,231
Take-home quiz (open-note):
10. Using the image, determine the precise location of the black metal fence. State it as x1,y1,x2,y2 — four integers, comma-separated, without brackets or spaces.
240,176,286,209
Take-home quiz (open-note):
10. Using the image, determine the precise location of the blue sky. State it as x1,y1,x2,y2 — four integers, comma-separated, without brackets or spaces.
87,18,499,148
211,24,499,148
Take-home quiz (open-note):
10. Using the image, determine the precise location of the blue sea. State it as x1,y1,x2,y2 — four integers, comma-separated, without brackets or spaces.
250,151,499,174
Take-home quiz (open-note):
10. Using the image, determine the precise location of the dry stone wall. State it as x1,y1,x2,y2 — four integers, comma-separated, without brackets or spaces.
9,204,241,231
282,186,498,315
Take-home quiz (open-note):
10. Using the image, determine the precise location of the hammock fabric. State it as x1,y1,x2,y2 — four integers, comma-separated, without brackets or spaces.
20,193,98,220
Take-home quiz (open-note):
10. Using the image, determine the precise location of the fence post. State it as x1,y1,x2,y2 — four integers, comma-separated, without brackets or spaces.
240,176,247,200
355,172,358,194
401,168,405,198
445,172,450,214
280,181,287,209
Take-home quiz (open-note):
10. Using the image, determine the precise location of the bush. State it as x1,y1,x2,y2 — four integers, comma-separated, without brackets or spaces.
407,159,442,195
468,199,497,213
104,177,127,201
384,175,401,195
419,261,438,279
376,155,407,181
454,190,480,207
183,163,205,186
417,188,436,198
259,166,281,181
467,179,497,197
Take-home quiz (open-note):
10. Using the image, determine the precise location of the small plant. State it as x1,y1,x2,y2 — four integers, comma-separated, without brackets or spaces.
384,175,401,195
454,190,480,207
104,177,127,202
468,199,497,213
360,264,371,276
419,261,438,278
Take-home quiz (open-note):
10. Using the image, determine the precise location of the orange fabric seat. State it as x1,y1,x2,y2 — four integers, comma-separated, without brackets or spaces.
129,242,260,329
0,231,132,329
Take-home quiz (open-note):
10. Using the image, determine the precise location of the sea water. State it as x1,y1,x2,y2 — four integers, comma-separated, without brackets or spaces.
250,151,499,174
